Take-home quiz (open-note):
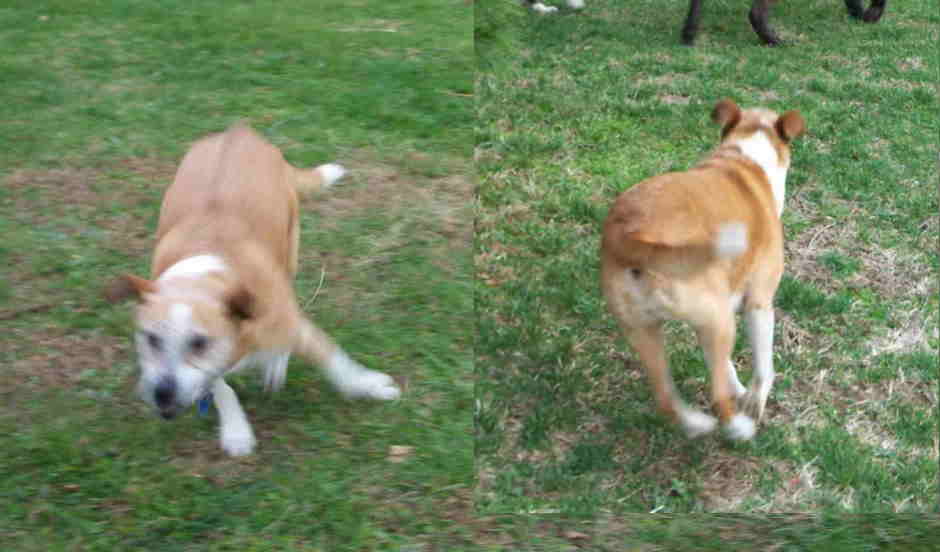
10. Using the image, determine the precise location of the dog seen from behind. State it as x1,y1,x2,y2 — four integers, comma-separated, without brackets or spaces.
107,124,401,456
600,99,805,440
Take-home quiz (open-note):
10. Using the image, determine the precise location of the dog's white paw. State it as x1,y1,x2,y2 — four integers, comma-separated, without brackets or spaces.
531,2,558,14
221,425,257,457
679,408,717,438
724,413,756,441
316,163,347,188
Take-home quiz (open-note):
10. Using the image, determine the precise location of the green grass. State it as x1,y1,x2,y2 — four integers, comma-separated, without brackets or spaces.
0,1,473,550
476,0,938,519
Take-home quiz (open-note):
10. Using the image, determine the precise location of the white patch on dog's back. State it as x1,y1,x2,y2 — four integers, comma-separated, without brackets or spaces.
731,132,788,215
159,255,227,281
715,222,748,258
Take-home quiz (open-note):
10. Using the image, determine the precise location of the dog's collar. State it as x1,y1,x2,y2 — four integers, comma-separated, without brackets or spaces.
197,392,214,416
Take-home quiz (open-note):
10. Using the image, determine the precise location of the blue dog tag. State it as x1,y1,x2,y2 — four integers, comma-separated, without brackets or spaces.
197,393,213,416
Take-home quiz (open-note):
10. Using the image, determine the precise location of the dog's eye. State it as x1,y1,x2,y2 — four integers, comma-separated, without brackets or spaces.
189,334,209,355
146,332,163,351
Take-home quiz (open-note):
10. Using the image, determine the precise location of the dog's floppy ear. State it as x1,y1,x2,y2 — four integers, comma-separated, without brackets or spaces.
226,286,255,321
712,98,741,137
775,110,805,142
105,274,156,303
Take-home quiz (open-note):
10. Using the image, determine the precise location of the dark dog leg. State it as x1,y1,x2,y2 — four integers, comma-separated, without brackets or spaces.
844,0,864,18
680,0,704,45
863,0,886,22
846,0,886,22
748,0,781,46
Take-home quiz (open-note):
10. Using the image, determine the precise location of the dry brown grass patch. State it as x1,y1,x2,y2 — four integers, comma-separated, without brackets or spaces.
2,326,132,397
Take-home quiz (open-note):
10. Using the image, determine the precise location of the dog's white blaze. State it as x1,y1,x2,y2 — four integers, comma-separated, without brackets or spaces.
159,255,227,281
315,163,346,188
732,132,788,216
169,302,192,330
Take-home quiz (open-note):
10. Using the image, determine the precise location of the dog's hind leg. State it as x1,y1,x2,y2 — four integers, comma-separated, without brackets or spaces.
844,0,865,18
680,0,704,45
845,0,886,21
863,0,886,22
294,318,401,400
696,309,755,440
749,0,782,45
628,324,718,438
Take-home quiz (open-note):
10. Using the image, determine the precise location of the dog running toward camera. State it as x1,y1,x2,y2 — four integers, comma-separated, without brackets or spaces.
600,99,805,440
107,124,401,456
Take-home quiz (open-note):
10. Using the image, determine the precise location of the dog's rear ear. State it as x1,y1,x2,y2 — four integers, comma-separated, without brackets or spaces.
226,287,255,321
775,110,805,142
105,274,156,303
712,98,741,137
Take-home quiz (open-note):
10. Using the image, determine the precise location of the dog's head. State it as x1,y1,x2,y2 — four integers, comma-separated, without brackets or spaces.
711,98,805,213
106,275,253,419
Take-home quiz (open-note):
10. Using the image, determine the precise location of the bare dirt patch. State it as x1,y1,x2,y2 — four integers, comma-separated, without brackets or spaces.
4,159,172,256
1,326,132,398
299,158,472,293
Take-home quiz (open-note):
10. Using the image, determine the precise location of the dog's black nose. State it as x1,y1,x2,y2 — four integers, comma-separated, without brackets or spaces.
154,377,177,408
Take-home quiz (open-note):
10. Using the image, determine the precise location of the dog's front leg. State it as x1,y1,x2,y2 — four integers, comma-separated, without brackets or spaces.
213,378,257,456
295,319,401,400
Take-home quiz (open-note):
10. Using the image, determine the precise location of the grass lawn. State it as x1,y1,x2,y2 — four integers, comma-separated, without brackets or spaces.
476,0,938,520
1,0,474,549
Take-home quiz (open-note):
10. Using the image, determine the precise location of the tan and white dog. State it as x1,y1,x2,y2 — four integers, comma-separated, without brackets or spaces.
600,99,804,440
107,124,400,456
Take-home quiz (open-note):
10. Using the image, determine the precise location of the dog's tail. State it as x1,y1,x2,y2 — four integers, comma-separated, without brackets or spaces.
602,219,748,276
293,163,347,195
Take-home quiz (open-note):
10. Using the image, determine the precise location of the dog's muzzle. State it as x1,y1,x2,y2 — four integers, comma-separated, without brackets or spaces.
154,377,179,419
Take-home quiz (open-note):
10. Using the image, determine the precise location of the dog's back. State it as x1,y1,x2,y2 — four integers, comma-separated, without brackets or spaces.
152,125,298,278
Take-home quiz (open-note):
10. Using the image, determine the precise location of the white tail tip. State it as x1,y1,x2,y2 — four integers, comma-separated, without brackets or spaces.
567,0,585,8
316,163,346,188
715,222,748,258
